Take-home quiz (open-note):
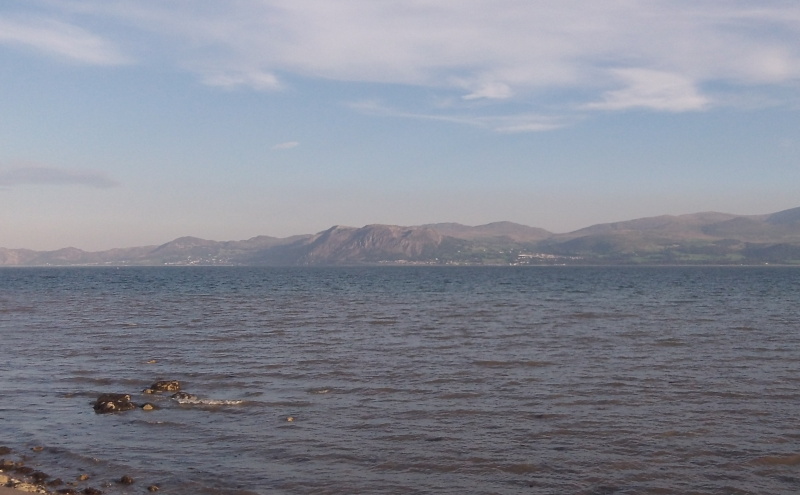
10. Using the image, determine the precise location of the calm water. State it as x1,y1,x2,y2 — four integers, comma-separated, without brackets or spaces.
1,266,799,494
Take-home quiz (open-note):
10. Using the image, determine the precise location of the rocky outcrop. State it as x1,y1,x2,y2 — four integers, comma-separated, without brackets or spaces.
92,379,189,414
93,379,181,414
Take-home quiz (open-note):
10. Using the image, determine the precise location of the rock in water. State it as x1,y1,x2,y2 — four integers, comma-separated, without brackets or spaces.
150,380,181,392
93,394,136,414
96,393,130,402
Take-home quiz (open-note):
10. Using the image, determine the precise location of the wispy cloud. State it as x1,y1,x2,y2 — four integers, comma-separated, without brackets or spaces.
272,141,300,150
0,16,129,65
201,70,281,91
0,164,119,188
349,100,570,133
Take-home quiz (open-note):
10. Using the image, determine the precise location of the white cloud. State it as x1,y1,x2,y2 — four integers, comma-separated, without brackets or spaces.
272,141,300,150
585,69,710,112
0,16,129,65
0,164,119,188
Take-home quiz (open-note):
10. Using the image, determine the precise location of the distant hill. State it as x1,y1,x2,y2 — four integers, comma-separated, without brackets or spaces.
3,206,800,266
247,225,466,265
421,221,552,243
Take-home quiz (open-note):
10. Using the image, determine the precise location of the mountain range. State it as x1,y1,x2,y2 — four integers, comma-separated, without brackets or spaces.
3,206,800,266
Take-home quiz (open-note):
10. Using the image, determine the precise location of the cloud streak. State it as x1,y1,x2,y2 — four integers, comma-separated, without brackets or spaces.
0,165,119,188
349,100,571,133
0,15,129,65
272,141,300,150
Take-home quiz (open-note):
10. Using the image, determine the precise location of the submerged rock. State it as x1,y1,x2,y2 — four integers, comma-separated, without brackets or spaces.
119,475,134,485
141,402,158,411
150,380,180,392
30,471,49,483
93,394,137,414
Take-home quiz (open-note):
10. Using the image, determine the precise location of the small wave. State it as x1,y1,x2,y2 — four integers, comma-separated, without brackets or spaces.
474,360,553,368
307,388,332,394
174,398,245,406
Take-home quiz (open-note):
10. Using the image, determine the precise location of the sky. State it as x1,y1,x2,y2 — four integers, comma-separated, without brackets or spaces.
1,0,799,251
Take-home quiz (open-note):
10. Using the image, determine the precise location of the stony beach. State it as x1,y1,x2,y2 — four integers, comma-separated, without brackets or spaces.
1,447,152,495
0,487,32,495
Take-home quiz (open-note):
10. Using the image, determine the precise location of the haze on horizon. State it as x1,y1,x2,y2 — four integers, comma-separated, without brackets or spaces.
1,1,799,251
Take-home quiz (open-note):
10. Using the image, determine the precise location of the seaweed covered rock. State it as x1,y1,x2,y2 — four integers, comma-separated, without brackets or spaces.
93,393,137,414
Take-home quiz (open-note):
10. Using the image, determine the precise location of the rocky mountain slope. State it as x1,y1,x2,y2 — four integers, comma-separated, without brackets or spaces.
2,206,800,266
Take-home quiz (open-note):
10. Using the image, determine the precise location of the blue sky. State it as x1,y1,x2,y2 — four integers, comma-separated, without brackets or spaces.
1,0,799,250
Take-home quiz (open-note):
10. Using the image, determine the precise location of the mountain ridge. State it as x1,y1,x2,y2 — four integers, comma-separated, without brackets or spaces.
3,206,800,266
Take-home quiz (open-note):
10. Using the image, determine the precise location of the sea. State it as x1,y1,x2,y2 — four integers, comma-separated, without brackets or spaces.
1,266,799,495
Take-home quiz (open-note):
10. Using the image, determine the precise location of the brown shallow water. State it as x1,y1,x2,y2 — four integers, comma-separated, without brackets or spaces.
1,266,799,494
